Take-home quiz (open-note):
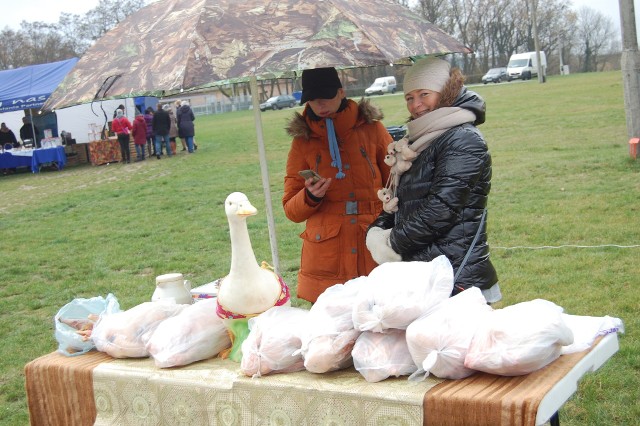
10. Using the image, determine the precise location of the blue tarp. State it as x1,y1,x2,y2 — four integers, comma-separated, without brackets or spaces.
0,58,78,113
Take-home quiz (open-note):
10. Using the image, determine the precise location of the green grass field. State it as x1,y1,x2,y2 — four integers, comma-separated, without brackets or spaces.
1,71,638,425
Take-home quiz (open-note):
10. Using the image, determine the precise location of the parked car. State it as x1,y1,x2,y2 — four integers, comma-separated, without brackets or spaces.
364,76,397,96
259,94,298,111
481,67,508,84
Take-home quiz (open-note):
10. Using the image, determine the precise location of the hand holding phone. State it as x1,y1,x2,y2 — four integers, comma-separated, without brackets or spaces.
298,169,322,183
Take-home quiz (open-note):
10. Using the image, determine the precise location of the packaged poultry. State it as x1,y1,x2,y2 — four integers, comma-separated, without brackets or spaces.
146,299,231,368
406,287,492,380
92,301,187,358
240,306,309,377
352,329,417,382
352,256,454,332
300,276,366,373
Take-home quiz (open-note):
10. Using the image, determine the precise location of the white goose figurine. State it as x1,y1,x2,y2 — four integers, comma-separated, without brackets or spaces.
216,192,290,361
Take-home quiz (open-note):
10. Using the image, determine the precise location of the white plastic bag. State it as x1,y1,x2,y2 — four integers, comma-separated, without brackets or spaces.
300,277,365,373
146,298,231,367
92,301,187,358
406,287,492,380
240,306,309,378
561,314,624,354
464,299,574,376
54,293,121,356
352,329,417,382
352,256,454,332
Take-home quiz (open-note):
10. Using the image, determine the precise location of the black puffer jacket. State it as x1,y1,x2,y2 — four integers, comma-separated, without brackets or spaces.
370,87,498,294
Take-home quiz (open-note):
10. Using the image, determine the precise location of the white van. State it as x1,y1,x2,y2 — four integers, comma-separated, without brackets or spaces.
507,51,547,81
365,76,397,96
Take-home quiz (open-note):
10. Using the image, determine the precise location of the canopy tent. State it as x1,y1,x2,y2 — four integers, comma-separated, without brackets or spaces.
0,58,79,113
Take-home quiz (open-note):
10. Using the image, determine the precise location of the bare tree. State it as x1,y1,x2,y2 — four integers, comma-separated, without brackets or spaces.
575,7,617,72
0,0,147,70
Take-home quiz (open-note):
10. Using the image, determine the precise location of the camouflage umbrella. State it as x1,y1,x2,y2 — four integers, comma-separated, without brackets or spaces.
44,0,470,271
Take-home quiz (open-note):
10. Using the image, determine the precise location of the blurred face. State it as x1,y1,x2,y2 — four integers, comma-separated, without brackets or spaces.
307,88,345,118
405,89,441,119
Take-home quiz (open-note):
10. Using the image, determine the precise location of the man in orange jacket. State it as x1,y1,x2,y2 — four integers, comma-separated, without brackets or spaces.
283,67,392,303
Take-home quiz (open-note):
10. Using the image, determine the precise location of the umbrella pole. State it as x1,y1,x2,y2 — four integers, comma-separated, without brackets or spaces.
250,76,281,274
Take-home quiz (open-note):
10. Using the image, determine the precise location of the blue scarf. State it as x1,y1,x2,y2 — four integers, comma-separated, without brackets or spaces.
325,118,345,179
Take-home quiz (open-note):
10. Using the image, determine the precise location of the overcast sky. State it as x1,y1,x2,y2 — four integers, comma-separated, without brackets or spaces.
0,0,627,34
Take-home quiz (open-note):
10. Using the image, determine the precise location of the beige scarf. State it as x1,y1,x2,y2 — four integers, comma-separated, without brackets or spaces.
379,107,476,213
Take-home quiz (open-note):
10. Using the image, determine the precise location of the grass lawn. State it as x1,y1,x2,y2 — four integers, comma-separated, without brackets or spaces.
1,71,638,425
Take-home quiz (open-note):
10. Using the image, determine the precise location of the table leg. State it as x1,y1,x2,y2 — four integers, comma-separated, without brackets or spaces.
549,411,559,426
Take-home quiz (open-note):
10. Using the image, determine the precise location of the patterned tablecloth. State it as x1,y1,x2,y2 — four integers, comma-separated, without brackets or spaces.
92,356,439,426
88,138,121,165
25,334,617,426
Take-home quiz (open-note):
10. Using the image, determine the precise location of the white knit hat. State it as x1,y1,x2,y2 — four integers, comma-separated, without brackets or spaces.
403,57,451,95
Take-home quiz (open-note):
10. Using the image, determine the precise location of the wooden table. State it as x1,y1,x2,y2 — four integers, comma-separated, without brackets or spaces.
24,333,618,426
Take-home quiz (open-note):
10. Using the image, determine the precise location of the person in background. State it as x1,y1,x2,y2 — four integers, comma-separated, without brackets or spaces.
1,122,20,148
173,101,188,151
176,100,196,153
1,122,21,175
152,103,172,159
144,107,155,157
113,104,125,119
282,67,392,303
131,112,147,161
19,117,39,148
165,105,179,155
111,109,133,164
365,57,501,303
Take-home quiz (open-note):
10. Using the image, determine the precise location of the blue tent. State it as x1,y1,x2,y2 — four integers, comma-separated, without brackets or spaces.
0,58,79,113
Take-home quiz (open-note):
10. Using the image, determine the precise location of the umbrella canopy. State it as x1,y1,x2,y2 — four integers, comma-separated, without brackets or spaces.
44,0,470,109
44,0,470,273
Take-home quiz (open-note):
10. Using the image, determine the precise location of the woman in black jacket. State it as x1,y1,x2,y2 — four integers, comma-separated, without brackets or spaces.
366,57,501,303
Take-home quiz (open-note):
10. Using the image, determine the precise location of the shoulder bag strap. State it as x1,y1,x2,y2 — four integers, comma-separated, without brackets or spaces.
454,208,487,282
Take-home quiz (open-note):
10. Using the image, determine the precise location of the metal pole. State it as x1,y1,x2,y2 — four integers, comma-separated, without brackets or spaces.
619,0,640,139
531,0,545,83
249,75,281,273
29,109,37,147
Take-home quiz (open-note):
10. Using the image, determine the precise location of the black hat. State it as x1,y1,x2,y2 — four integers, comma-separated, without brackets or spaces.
300,67,342,104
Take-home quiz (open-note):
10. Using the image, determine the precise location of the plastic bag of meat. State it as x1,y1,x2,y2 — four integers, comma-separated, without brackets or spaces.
352,329,417,382
54,293,121,356
146,298,231,367
406,287,493,380
464,299,574,376
240,306,309,378
353,256,454,333
300,277,365,373
92,301,187,358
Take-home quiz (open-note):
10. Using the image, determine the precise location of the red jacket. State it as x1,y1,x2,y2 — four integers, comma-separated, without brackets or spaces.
283,99,392,303
131,116,147,145
111,116,132,136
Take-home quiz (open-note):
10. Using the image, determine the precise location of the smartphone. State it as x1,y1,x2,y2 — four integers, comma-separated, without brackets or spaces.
298,169,322,183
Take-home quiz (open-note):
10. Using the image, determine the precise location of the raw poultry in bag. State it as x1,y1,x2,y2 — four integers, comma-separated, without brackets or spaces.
300,276,366,373
240,306,309,378
92,301,187,358
352,329,417,383
406,287,492,380
352,256,454,333
146,298,231,368
464,299,574,376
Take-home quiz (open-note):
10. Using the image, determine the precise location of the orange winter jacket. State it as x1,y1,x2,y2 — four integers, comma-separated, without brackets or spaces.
283,99,392,303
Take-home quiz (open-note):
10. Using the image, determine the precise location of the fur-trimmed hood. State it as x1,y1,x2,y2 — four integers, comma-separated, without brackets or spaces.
286,98,385,140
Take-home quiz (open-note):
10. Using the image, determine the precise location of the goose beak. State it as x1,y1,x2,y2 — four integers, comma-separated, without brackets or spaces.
237,202,257,217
